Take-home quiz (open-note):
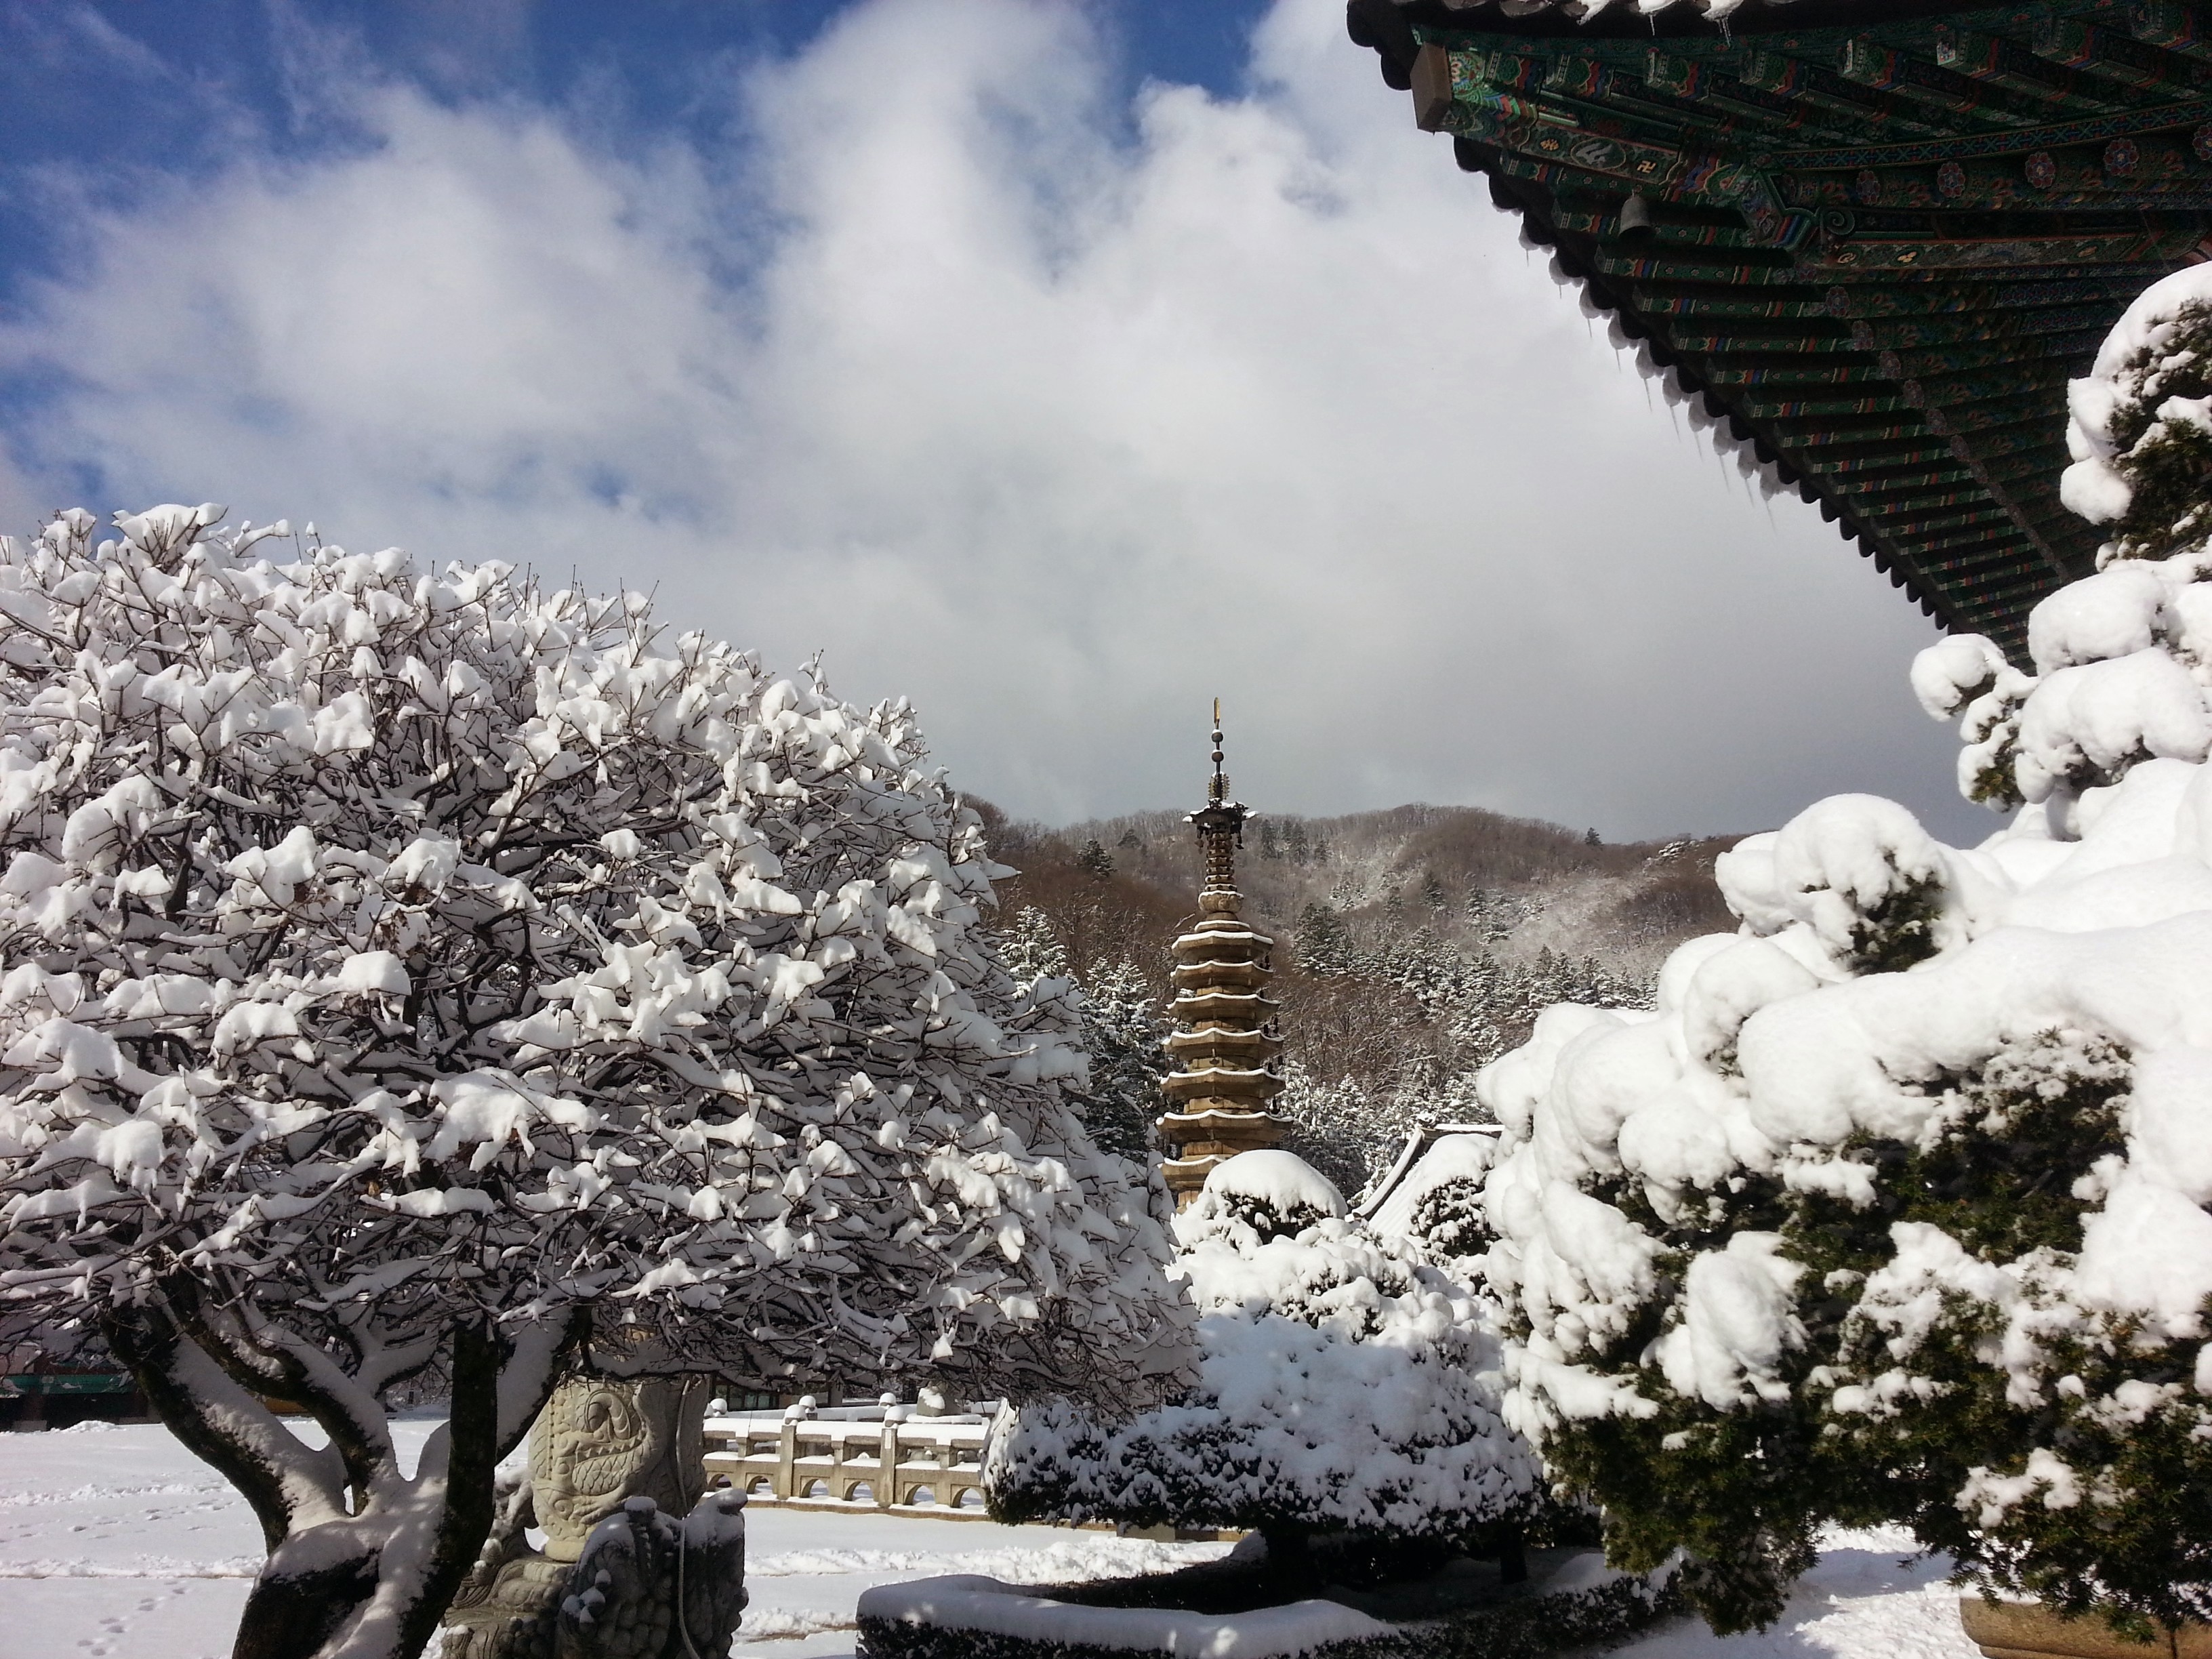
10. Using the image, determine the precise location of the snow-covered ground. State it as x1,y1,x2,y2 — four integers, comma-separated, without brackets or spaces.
1,1421,1980,1659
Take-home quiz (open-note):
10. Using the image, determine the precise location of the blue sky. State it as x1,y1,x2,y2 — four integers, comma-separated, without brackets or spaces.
0,1,1269,296
0,0,1992,842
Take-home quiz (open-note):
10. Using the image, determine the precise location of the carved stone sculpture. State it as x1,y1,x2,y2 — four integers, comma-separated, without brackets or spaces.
443,1375,732,1659
532,1376,708,1561
558,1492,748,1659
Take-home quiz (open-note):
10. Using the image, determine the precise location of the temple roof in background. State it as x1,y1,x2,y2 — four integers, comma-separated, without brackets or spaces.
1347,0,2212,657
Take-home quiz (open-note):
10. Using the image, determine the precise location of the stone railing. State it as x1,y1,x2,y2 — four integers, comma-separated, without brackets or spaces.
702,1397,1000,1517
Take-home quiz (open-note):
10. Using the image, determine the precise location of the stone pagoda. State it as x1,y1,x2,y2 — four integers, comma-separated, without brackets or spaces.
1156,705,1286,1206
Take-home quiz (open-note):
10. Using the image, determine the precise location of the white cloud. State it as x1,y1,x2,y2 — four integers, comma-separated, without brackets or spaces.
0,0,1990,841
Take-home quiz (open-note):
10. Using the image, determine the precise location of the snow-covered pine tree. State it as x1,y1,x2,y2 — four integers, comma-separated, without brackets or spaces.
990,909,1162,1169
1273,1059,1378,1198
987,1149,1541,1574
995,903,1071,983
1478,265,2212,1639
1393,1133,1500,1279
0,510,1182,1659
1294,899,1353,974
1063,957,1165,1167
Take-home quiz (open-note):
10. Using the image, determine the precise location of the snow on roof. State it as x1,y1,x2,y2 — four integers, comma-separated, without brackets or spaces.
1364,1128,1502,1241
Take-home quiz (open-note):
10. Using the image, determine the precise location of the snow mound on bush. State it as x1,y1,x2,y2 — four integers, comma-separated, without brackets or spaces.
989,1151,1539,1540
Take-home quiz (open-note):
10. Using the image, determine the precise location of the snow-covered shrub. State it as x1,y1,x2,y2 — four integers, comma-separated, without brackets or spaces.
0,509,1181,1659
1373,1132,1500,1277
989,1149,1541,1567
1479,263,2212,1638
2062,274,2212,560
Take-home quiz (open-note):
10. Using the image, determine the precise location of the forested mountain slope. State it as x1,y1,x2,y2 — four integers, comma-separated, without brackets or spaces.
974,799,1746,1198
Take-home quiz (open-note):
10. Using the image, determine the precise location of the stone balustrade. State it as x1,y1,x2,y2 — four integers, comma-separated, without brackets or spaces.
702,1399,1001,1517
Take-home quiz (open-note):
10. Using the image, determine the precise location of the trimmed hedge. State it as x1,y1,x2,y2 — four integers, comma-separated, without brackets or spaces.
855,1550,1679,1659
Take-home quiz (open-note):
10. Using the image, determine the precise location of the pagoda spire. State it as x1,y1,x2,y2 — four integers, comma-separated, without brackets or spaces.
1156,702,1285,1207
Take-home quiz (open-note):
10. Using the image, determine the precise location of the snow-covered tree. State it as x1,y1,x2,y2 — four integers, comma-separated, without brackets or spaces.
1294,899,1351,973
0,509,1182,1659
1387,1132,1500,1279
994,903,1070,983
1478,265,2212,1639
1063,957,1164,1167
1274,1059,1382,1198
990,909,1162,1168
987,1149,1541,1572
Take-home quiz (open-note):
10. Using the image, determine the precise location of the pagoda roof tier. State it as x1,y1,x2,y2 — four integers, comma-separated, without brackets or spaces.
1171,923,1274,954
1157,1107,1292,1133
1172,960,1275,990
1162,1067,1288,1101
1162,1151,1264,1185
1169,989,1282,1017
1171,943,1272,972
1347,0,2212,659
1164,1029,1284,1061
1158,1120,1292,1163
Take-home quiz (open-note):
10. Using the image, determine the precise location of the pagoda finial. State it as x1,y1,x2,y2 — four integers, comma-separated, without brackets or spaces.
1191,699,1247,898
1211,697,1226,805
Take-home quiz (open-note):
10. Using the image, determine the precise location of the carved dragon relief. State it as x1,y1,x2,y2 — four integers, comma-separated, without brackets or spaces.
443,1375,743,1659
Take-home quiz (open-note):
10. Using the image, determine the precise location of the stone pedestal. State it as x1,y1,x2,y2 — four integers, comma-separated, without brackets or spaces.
1961,1596,2212,1659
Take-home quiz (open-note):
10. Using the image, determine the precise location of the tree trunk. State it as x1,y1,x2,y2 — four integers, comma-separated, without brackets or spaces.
232,1557,384,1659
226,1321,507,1659
108,1300,572,1659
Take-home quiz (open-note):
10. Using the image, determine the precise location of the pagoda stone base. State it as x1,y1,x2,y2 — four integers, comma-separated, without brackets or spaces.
1158,1109,1287,1205
1961,1598,2212,1659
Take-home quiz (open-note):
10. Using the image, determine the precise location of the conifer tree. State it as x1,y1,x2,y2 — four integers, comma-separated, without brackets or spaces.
1063,958,1166,1167
1477,267,2212,1639
1295,899,1351,974
996,903,1071,984
994,910,1161,1171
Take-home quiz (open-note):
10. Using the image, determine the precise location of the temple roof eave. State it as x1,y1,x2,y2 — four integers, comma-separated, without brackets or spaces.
1340,0,2212,661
